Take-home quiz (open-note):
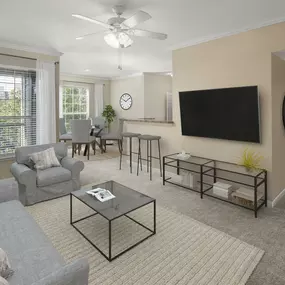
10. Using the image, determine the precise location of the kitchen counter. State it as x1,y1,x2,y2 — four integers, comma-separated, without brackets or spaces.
120,118,174,125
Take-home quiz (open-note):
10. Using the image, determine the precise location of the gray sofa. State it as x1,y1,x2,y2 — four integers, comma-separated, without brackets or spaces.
0,191,89,285
10,143,84,206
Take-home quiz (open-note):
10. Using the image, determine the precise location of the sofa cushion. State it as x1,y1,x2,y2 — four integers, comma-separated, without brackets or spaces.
36,167,71,187
0,276,8,285
30,148,60,170
15,143,67,167
0,248,13,279
0,201,65,285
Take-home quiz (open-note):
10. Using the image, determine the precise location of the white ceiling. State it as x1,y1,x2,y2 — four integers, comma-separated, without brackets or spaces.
1,0,285,78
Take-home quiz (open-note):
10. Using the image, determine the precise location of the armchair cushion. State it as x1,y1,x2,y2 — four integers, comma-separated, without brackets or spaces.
31,148,60,170
37,167,71,187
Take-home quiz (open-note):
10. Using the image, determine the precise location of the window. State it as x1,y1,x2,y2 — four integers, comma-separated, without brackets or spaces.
0,68,36,156
61,86,89,132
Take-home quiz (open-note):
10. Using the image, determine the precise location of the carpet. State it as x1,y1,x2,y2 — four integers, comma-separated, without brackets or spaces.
27,194,264,285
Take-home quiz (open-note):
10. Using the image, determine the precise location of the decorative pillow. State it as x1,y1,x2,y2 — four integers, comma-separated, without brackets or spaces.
0,276,9,285
30,148,61,170
0,248,13,280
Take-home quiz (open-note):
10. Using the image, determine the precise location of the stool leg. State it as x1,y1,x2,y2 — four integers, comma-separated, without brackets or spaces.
150,140,152,181
130,137,133,173
147,140,149,173
158,139,162,177
137,139,141,176
119,140,122,170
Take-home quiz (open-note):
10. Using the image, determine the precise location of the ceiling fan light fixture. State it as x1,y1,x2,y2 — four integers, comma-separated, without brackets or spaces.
104,32,133,49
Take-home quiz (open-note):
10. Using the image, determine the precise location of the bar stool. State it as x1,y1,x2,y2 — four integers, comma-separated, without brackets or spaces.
120,132,141,173
137,135,162,180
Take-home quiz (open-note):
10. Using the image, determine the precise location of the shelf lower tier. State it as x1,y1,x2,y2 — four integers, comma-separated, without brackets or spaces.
164,177,266,216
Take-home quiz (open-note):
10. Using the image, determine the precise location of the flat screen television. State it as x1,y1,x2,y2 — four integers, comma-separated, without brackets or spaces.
179,86,260,143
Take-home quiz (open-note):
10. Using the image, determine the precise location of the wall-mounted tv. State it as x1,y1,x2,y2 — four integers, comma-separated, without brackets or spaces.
179,86,260,143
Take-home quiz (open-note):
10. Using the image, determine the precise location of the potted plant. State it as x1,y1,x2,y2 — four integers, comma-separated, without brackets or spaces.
240,148,263,172
102,104,116,132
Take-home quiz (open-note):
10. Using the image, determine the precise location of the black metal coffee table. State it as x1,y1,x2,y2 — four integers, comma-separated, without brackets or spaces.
70,181,156,261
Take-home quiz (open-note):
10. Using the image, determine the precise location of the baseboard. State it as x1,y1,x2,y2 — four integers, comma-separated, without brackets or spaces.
271,188,285,208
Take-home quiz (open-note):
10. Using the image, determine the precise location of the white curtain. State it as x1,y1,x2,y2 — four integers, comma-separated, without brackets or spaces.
36,60,56,144
94,84,104,117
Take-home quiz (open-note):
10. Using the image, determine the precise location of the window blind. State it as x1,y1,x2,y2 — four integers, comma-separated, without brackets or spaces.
0,68,36,157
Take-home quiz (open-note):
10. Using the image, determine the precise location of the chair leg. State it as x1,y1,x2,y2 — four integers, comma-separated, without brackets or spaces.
93,141,96,155
119,140,122,170
78,144,81,155
72,143,75,158
158,139,162,177
87,143,90,160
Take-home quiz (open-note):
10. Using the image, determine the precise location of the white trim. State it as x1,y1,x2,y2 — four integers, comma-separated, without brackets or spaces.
111,72,144,80
169,17,285,51
0,41,63,57
0,63,36,71
271,188,285,207
60,72,110,82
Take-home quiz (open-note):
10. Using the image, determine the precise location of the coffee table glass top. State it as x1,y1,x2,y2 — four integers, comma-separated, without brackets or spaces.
73,181,155,221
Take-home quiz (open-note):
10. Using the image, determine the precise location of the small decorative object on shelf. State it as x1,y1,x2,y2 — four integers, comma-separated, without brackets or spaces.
163,153,267,218
240,148,263,172
177,150,190,160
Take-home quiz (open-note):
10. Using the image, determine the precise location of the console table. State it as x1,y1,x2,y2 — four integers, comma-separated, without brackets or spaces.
163,153,267,218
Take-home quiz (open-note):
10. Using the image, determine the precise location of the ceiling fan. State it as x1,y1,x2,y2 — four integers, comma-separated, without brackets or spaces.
72,5,168,49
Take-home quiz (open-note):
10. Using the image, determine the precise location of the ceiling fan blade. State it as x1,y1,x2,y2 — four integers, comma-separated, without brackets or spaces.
76,30,106,40
72,14,111,29
129,29,167,40
122,11,151,28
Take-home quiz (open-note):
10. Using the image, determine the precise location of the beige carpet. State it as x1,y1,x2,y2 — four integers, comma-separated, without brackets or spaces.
27,194,264,285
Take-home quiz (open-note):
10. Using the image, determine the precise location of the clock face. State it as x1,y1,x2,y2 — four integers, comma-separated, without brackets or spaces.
120,93,133,110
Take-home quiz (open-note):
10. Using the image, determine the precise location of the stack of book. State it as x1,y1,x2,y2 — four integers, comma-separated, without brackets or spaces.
232,187,263,202
213,182,233,199
181,171,197,188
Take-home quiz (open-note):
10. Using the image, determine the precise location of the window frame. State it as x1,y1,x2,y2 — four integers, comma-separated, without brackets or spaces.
60,83,90,132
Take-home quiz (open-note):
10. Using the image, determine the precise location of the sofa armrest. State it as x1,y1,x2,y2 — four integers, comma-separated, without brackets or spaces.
61,157,84,177
31,258,89,285
10,162,37,186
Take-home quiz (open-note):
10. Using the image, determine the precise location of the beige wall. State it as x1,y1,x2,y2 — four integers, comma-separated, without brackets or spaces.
0,47,60,179
144,74,172,119
171,22,285,201
110,76,145,129
124,22,285,201
271,54,285,199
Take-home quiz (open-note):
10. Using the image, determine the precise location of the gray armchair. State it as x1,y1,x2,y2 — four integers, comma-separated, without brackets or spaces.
10,143,84,206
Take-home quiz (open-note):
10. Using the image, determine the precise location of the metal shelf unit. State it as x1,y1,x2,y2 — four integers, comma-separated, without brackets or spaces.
163,153,267,218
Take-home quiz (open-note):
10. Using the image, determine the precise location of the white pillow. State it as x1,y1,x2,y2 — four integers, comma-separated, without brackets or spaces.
0,248,13,280
0,276,8,285
30,147,61,170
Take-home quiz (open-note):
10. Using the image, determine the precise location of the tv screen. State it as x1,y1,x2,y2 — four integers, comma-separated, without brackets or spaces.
179,86,260,143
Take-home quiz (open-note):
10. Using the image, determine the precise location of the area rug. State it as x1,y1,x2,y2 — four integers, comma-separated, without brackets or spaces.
26,195,264,285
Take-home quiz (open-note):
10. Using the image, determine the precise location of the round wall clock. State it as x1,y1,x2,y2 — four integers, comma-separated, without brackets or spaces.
120,93,133,110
